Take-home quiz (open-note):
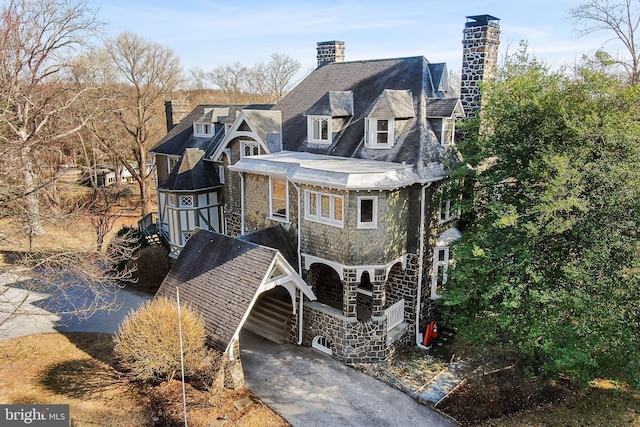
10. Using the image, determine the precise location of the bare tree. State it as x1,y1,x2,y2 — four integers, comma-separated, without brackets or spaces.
203,62,250,103
201,53,301,103
108,32,183,216
0,0,142,333
0,0,102,236
570,0,640,84
261,53,302,103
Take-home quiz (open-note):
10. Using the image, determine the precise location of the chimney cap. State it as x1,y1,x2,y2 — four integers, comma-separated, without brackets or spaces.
465,14,500,27
317,40,345,46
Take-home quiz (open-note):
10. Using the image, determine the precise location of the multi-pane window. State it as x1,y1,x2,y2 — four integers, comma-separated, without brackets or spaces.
308,116,331,144
194,122,213,137
366,118,394,148
357,196,378,229
169,156,179,170
270,177,288,221
442,118,455,146
439,183,459,223
431,246,450,299
305,190,343,227
179,195,193,207
241,141,261,158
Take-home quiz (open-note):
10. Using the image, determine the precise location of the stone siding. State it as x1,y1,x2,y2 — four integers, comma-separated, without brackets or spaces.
461,21,500,116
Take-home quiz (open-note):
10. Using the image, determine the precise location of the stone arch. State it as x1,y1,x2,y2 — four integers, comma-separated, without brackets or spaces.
306,262,342,310
384,261,406,309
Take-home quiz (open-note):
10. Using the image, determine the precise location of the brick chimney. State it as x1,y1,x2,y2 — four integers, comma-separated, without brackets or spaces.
164,100,189,132
316,41,345,68
460,15,500,117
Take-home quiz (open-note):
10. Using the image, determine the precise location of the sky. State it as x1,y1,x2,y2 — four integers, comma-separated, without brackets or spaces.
90,0,612,79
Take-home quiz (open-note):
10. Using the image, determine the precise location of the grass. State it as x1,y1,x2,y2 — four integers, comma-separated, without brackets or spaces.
490,379,640,427
0,333,151,426
0,333,289,427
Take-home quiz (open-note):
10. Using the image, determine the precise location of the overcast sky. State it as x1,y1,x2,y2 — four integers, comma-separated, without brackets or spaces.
90,0,612,78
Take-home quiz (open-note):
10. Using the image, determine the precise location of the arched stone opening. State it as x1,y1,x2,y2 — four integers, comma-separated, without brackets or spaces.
307,263,342,311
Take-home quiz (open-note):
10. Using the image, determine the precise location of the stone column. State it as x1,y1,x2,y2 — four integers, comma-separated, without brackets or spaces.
342,268,357,318
371,269,386,317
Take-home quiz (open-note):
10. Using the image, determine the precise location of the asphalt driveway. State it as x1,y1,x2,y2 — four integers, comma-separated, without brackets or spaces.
1,272,456,426
240,330,457,427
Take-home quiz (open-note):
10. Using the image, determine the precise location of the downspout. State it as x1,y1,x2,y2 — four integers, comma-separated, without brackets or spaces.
292,182,304,344
237,171,245,234
416,182,432,349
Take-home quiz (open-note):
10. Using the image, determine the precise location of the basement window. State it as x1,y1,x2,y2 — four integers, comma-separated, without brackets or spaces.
312,336,333,355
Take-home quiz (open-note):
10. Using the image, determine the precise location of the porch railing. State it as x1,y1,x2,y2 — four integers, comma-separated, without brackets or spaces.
385,298,405,331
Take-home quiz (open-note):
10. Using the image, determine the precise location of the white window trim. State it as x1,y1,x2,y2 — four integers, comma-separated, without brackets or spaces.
357,196,378,229
269,177,289,222
431,246,450,299
365,118,395,149
218,165,225,184
304,189,344,227
240,140,261,158
439,184,460,224
311,336,332,355
441,118,455,146
307,115,332,144
193,122,213,137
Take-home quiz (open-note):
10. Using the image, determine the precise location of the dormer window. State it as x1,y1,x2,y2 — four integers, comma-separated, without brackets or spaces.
194,122,213,137
308,115,331,144
365,118,394,148
442,118,455,146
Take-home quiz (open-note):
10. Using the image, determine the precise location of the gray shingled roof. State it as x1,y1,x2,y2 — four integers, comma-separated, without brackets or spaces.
159,148,222,191
304,91,354,116
368,90,415,118
151,104,272,156
425,98,463,118
155,229,280,352
272,56,459,179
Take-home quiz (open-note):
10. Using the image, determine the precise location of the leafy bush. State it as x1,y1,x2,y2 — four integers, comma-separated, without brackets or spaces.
114,297,211,382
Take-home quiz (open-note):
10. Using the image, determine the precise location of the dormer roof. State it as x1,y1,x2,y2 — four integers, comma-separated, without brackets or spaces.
425,98,464,118
305,91,354,117
367,89,415,118
159,148,222,191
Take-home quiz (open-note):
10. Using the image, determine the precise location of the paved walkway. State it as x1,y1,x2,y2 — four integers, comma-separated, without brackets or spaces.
240,330,457,427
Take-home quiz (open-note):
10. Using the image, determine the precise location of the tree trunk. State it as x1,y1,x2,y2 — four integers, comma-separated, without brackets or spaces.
21,146,45,236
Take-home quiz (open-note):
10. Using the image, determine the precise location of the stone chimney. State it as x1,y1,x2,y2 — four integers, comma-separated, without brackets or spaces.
316,41,345,68
460,15,500,117
164,100,190,132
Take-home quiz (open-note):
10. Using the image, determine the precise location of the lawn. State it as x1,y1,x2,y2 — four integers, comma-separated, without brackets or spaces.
0,333,289,427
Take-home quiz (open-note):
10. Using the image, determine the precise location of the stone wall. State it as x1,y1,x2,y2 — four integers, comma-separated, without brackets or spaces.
301,302,389,363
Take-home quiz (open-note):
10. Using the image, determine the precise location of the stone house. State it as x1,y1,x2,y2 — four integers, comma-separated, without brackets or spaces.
150,15,500,365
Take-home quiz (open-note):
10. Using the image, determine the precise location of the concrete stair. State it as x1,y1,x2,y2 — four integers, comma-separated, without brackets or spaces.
243,295,292,344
